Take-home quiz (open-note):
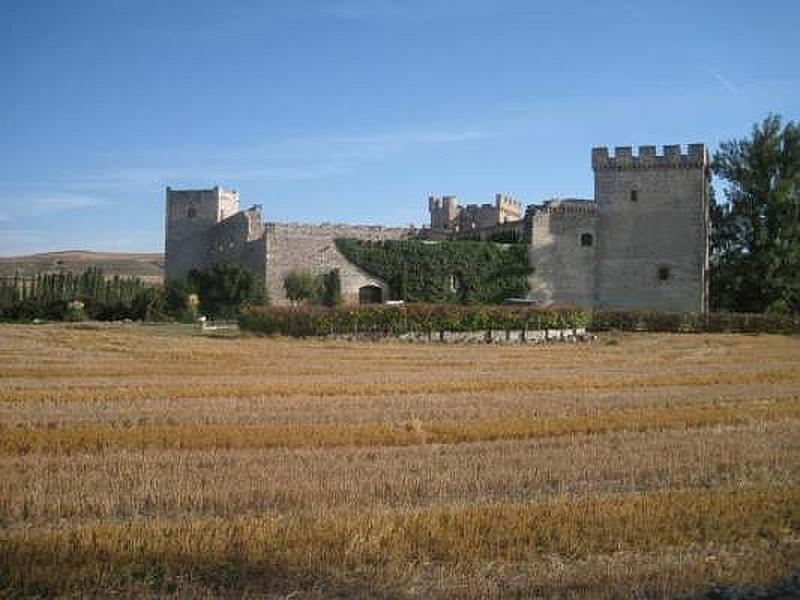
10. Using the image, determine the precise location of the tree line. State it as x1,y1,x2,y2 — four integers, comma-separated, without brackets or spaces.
0,268,162,321
0,264,261,322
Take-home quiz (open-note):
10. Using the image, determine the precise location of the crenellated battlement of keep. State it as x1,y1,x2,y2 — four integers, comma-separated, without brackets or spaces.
591,144,708,170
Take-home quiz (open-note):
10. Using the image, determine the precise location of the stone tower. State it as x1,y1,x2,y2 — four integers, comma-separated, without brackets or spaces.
592,144,710,312
428,195,460,230
164,186,240,280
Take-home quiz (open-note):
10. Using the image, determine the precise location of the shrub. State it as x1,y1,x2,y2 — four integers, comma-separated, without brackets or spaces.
188,263,259,319
239,305,800,338
283,271,322,305
320,269,343,307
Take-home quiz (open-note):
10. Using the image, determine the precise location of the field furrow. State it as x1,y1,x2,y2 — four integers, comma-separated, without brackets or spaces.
1,323,799,597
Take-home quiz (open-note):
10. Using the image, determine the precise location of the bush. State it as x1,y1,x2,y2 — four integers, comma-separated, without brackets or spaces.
320,269,343,307
188,263,260,319
239,304,594,337
283,271,322,305
239,305,800,338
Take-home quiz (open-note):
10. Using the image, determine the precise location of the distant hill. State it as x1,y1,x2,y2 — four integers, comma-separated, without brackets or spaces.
0,251,164,284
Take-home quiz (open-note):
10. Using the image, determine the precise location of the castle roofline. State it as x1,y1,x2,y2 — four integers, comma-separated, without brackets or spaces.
529,198,597,216
592,144,708,170
165,185,239,196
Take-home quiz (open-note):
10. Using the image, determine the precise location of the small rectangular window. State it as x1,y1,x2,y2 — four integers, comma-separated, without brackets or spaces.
630,190,638,202
658,266,670,281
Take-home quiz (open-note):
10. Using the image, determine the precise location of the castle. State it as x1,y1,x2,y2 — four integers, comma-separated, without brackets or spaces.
165,143,710,311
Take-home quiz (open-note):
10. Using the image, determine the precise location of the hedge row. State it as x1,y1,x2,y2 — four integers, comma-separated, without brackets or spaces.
239,305,800,337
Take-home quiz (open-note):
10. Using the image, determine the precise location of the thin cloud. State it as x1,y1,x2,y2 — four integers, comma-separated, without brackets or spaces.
0,195,107,222
56,126,491,191
703,66,737,96
27,196,106,212
619,1,647,23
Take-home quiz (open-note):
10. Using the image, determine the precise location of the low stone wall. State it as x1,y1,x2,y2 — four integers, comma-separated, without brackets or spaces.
323,327,592,344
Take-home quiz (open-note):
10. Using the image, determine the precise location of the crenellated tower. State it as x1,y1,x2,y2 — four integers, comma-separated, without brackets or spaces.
592,144,710,312
428,195,460,230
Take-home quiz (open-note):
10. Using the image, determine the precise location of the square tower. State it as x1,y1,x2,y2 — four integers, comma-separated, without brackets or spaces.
165,186,240,280
592,144,709,312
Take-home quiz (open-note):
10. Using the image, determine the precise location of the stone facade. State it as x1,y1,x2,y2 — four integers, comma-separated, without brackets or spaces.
591,144,709,312
428,143,710,313
164,187,242,280
527,200,597,308
165,142,709,311
263,223,409,305
165,187,410,305
428,193,523,232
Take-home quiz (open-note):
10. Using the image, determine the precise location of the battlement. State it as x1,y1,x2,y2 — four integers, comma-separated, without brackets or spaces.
591,144,708,170
428,195,459,210
264,222,412,240
529,199,597,217
494,193,522,209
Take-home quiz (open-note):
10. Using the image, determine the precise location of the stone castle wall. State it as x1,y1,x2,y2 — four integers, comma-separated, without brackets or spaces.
527,202,597,307
264,223,411,304
205,208,268,284
164,142,709,312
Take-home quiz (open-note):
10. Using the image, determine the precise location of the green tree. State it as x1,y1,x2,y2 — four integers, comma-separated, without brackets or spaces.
188,263,258,318
163,279,197,321
283,270,321,305
320,269,343,307
711,114,800,313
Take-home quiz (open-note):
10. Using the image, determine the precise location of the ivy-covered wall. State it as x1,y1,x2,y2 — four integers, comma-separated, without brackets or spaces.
334,239,531,304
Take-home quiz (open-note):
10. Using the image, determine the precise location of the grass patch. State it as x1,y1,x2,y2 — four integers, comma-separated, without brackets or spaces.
2,396,798,454
2,484,797,597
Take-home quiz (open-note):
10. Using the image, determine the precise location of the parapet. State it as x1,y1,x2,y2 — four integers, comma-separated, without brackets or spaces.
428,195,459,210
264,222,413,241
529,199,597,217
591,144,708,170
494,193,523,218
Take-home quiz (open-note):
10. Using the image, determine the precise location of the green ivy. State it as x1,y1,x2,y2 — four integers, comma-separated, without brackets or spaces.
335,239,531,304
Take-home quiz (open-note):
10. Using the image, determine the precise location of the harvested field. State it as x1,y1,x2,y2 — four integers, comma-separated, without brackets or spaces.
0,323,798,598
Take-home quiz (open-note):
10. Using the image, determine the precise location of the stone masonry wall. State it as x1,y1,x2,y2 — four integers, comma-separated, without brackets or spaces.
264,224,411,305
527,204,597,307
592,145,708,312
205,208,268,285
165,188,240,280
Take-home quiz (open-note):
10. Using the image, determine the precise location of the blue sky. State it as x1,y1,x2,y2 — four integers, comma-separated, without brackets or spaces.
1,0,798,255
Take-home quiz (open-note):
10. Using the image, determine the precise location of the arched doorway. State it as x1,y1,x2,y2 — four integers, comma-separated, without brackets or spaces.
359,285,383,304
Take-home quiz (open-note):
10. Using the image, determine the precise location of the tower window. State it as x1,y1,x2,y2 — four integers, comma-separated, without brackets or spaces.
187,206,197,218
580,233,593,247
630,190,638,202
658,266,671,281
